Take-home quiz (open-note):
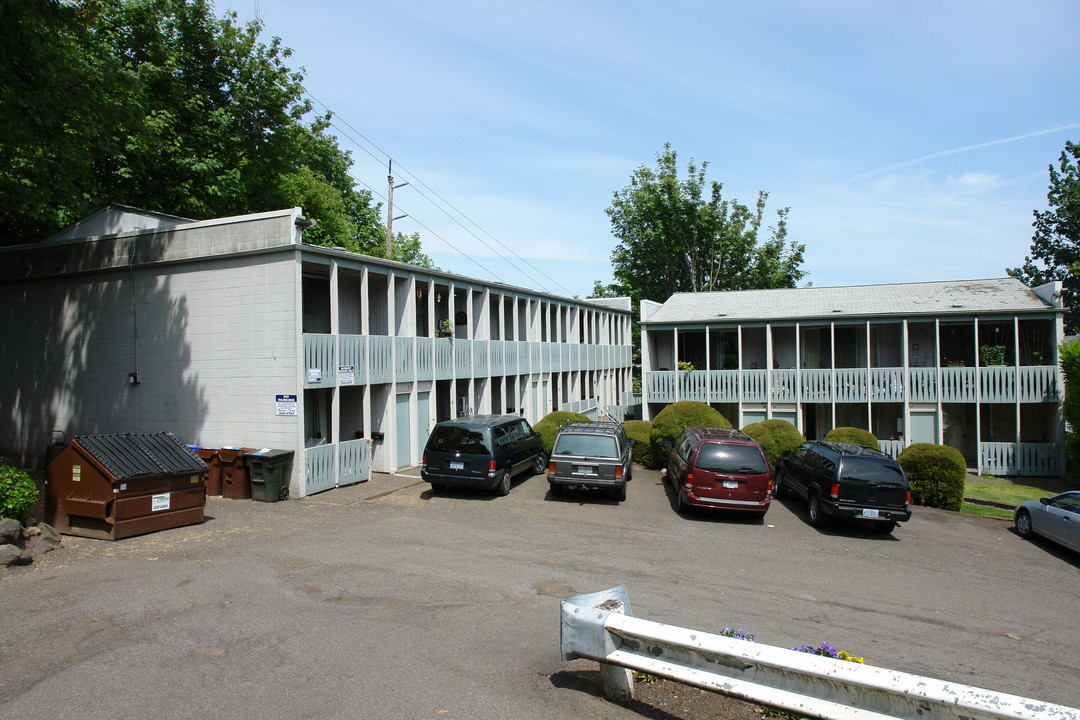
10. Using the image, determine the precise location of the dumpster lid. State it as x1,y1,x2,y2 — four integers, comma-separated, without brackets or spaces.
74,432,207,481
246,448,294,460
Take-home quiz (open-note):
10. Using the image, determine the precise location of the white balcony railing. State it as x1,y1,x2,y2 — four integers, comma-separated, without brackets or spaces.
304,438,372,496
303,335,633,389
643,366,1059,406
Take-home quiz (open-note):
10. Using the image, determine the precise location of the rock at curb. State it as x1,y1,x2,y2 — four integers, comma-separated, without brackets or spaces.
34,523,62,547
24,536,57,556
0,517,21,545
1,543,32,567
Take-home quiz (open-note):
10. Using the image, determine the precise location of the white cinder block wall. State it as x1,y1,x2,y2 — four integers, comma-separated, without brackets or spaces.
0,211,305,490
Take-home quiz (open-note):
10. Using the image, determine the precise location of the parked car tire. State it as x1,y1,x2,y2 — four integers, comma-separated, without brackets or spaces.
430,482,445,493
495,470,511,497
870,521,897,534
532,452,547,475
549,482,564,498
613,482,627,502
1015,508,1034,538
772,469,788,499
675,488,688,514
808,492,829,528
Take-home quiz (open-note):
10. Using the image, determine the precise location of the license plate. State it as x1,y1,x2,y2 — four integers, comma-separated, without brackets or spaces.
449,461,464,470
859,508,881,519
575,465,597,476
722,480,739,489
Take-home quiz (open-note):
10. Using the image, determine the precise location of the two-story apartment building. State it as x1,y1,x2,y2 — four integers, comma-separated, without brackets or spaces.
640,279,1065,475
0,205,634,497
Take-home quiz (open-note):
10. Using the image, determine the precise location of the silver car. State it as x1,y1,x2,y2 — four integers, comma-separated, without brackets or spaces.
1014,490,1080,553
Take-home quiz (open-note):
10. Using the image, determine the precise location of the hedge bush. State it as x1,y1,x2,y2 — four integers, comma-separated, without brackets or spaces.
534,411,590,454
897,443,966,511
623,420,659,468
649,401,731,462
0,458,39,521
1061,340,1080,487
824,426,879,451
741,419,805,469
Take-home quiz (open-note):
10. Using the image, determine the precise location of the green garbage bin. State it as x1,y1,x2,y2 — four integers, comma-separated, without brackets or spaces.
247,449,294,502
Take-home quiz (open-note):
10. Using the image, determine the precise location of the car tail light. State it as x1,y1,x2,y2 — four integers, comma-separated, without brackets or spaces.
686,472,694,483
422,454,427,468
615,465,623,479
548,461,556,473
905,490,912,505
767,479,773,494
830,482,840,498
489,460,497,472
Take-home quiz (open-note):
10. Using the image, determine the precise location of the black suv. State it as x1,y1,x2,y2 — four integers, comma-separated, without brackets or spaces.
774,441,911,533
421,415,546,496
548,422,633,501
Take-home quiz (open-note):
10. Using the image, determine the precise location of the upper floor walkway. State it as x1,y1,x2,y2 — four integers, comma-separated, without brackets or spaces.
645,365,1059,405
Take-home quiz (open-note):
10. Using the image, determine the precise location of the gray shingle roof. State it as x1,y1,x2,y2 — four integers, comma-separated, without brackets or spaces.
643,278,1058,324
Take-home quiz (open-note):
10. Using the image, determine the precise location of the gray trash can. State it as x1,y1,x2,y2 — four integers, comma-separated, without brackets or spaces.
247,449,294,502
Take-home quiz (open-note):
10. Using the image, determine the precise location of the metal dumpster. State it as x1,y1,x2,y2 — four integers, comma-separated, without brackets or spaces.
218,446,256,500
247,449,294,502
44,432,208,540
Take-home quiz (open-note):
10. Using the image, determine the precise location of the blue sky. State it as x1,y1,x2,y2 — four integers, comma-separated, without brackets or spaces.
228,0,1080,300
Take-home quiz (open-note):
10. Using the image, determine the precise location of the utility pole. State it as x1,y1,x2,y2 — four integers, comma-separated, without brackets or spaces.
385,159,409,258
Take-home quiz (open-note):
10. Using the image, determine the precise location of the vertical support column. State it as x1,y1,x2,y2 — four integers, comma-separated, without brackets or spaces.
448,281,458,417
865,321,872,436
902,319,910,450
935,319,943,445
765,323,773,426
705,325,712,409
673,328,681,402
1014,316,1021,458
829,321,836,431
330,260,341,487
974,317,982,474
736,325,743,414
795,322,802,433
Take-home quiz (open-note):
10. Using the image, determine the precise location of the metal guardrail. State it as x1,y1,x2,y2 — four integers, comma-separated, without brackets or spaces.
561,586,1080,720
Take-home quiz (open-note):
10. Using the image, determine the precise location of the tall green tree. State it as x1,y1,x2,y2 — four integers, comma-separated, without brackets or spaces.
0,0,406,260
601,143,805,306
1009,139,1080,333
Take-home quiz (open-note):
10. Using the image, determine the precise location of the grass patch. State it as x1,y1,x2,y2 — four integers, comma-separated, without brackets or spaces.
963,481,1050,506
961,503,1014,518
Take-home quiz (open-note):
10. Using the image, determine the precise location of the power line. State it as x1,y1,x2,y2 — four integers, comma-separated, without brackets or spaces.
306,92,578,297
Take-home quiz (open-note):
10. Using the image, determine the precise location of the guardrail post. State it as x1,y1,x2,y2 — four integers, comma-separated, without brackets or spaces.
560,585,634,702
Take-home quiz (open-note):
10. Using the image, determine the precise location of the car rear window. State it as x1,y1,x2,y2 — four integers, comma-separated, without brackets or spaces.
427,426,491,454
552,434,619,458
840,458,905,484
694,443,768,475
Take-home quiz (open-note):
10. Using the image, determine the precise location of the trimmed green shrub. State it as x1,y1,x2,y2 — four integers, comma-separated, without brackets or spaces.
649,401,731,462
1061,340,1080,487
824,426,879,451
742,419,805,469
623,420,658,468
534,411,590,454
0,458,39,521
898,443,966,511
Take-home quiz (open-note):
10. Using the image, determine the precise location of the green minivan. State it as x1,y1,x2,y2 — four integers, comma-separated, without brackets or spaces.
421,415,546,496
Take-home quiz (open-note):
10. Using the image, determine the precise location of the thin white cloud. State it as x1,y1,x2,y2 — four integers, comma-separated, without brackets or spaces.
841,123,1080,185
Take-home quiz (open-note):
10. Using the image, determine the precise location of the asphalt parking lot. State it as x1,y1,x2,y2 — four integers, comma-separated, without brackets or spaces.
2,465,1078,719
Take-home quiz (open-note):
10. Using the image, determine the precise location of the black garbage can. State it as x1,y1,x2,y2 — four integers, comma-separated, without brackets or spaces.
247,449,294,502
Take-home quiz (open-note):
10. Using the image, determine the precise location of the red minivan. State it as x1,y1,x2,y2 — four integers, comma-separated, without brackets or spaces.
664,427,772,517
